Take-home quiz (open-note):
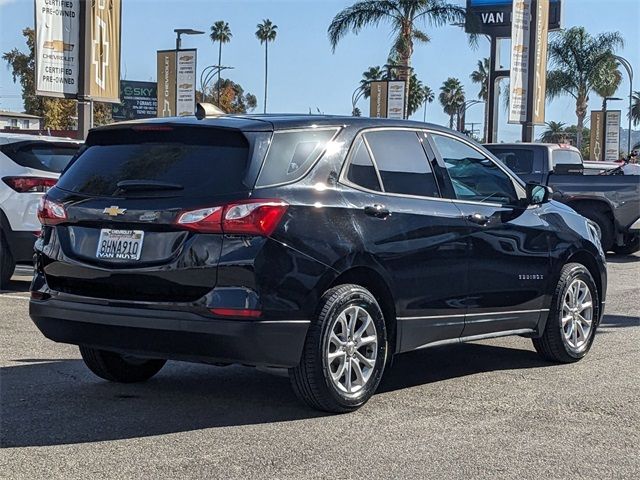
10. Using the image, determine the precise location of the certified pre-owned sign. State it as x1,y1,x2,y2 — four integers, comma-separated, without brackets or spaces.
35,0,80,97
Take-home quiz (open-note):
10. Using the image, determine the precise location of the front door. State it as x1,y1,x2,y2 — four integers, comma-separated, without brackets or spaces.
430,132,551,337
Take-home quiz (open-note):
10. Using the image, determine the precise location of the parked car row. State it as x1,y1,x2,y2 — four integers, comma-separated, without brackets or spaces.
0,133,82,287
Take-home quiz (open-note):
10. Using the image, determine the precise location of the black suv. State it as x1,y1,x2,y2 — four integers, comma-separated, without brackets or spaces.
30,115,607,412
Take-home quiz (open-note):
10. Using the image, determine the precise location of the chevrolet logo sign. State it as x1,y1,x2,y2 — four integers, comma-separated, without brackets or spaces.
103,206,127,217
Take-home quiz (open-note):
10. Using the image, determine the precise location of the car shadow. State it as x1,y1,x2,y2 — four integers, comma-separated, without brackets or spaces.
1,341,556,448
606,254,640,264
599,314,640,329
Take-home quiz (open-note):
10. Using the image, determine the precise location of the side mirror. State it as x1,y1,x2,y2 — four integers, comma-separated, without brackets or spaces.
526,182,552,205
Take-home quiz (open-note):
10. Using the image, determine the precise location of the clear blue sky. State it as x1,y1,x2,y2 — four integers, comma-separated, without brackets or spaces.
1,0,638,142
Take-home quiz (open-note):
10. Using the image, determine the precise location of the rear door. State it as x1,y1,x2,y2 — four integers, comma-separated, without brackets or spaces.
430,133,550,337
42,125,264,302
341,129,469,351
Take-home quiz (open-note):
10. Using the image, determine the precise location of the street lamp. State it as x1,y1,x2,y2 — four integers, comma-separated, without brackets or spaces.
613,55,635,155
174,28,204,50
601,96,623,161
200,65,234,104
352,83,369,116
457,100,485,132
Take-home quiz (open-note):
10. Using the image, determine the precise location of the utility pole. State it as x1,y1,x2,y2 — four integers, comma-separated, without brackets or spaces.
77,0,91,140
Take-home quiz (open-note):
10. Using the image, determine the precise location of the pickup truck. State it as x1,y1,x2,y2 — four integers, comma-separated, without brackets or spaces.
484,143,640,254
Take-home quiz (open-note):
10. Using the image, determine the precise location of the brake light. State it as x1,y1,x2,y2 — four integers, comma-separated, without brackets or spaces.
2,176,56,193
175,199,288,236
37,196,67,225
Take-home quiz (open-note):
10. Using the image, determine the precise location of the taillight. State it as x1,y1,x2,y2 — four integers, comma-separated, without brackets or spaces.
37,196,67,226
175,199,288,236
2,176,56,193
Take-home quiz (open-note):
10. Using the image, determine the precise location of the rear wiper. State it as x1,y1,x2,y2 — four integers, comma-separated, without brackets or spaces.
114,180,184,194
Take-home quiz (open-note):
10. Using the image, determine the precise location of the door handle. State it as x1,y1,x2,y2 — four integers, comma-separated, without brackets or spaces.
466,213,489,226
364,204,390,219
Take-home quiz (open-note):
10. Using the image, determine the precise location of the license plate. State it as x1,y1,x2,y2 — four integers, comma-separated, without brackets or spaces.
96,229,144,260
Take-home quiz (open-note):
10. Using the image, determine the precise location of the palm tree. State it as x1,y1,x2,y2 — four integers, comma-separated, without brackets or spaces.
360,66,384,98
256,19,278,114
422,85,434,122
539,121,567,143
439,77,465,129
210,21,232,105
470,58,489,139
407,73,425,117
328,0,464,118
632,91,640,127
546,27,624,149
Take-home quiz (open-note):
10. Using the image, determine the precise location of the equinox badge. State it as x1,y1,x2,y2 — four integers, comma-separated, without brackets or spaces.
103,206,127,217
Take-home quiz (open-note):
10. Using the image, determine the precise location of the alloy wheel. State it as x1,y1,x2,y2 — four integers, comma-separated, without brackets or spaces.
561,279,594,353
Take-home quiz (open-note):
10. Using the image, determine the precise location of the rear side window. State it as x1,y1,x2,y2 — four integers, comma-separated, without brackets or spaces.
490,148,535,174
345,138,381,191
256,128,339,187
56,127,250,197
364,130,439,197
1,141,79,173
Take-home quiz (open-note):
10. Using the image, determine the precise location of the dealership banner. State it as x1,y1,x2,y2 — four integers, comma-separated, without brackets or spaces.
35,0,80,97
112,81,157,120
589,111,603,161
532,0,549,125
157,50,177,117
175,50,197,116
88,0,122,103
369,82,388,118
508,0,531,123
605,110,621,161
387,81,406,120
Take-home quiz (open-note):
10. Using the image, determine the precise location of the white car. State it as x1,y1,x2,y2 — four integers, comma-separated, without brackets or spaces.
0,133,81,286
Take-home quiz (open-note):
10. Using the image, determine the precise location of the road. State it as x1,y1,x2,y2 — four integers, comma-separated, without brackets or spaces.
2,258,639,479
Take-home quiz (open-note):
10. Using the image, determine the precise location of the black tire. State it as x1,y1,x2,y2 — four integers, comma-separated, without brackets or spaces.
289,284,388,413
532,263,600,363
0,232,16,289
79,346,166,383
612,236,640,255
580,209,614,253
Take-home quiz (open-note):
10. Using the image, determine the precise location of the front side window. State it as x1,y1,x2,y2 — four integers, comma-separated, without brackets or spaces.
432,134,519,205
363,130,439,197
256,128,339,187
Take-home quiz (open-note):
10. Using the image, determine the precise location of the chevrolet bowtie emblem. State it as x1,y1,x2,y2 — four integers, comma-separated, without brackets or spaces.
103,206,127,217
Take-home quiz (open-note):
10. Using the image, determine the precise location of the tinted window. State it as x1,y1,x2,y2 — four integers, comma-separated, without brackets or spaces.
490,148,534,174
345,137,381,191
57,129,249,197
552,149,582,167
256,128,339,187
1,141,80,173
432,134,518,205
364,130,439,197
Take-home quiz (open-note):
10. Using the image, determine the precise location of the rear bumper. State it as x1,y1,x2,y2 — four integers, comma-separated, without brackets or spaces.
29,298,309,368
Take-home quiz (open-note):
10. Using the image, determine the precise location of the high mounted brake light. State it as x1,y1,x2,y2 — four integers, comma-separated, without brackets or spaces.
175,199,288,236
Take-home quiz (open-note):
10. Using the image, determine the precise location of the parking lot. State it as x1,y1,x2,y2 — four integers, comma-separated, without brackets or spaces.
1,257,638,479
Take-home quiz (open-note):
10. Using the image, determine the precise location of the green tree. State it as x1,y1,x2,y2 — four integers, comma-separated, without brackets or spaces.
546,27,624,149
210,20,233,105
470,57,489,101
439,77,465,129
328,0,464,118
213,78,257,114
407,72,424,117
631,91,640,127
256,19,278,114
539,121,567,143
360,66,385,98
422,85,434,122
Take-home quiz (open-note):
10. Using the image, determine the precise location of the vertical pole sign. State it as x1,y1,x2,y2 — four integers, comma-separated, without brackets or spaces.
369,81,388,118
35,0,80,97
386,81,406,120
35,0,121,138
590,111,603,160
604,110,621,161
532,0,549,124
157,50,197,117
508,0,531,125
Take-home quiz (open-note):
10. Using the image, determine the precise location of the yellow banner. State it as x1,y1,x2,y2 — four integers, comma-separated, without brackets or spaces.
88,0,121,103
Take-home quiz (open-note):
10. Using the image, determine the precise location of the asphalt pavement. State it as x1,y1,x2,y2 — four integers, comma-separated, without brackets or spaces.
1,258,639,479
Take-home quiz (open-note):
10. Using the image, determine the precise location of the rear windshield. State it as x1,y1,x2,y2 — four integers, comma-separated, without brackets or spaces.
552,149,582,167
56,127,250,197
1,141,80,173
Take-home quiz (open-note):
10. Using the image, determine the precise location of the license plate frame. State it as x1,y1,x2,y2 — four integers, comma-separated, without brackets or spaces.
96,229,145,261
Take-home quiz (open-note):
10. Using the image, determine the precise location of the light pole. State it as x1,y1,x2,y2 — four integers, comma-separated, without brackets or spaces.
174,28,204,51
200,65,234,104
457,100,485,132
613,55,634,155
601,96,622,161
352,83,369,116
